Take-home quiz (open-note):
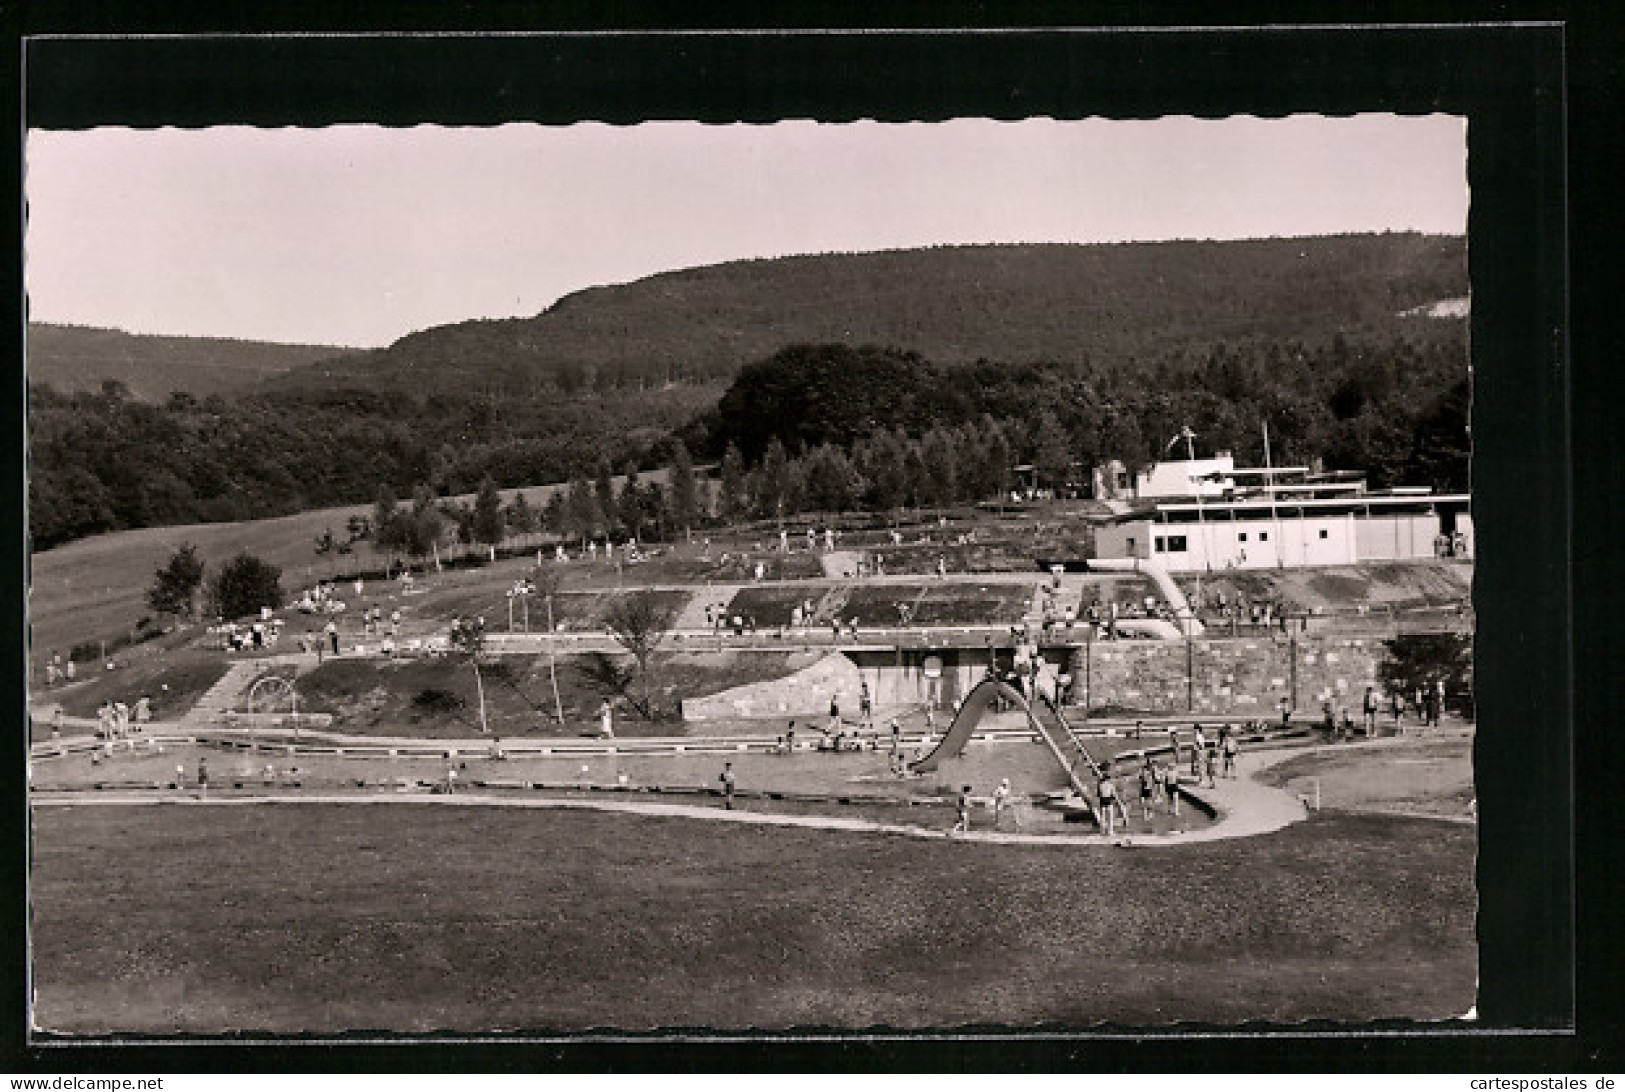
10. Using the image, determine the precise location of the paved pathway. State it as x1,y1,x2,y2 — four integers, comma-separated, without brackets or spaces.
29,743,1322,848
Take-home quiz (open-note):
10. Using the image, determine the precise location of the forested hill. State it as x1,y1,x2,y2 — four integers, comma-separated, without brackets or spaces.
273,233,1466,398
27,234,1469,552
26,324,363,401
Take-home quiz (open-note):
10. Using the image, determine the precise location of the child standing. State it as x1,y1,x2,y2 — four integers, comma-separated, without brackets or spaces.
951,785,973,835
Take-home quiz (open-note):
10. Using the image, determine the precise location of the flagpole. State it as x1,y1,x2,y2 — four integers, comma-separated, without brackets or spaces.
1183,427,1206,617
1263,420,1284,568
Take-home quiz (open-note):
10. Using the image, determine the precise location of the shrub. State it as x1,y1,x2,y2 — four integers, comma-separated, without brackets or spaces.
412,688,465,714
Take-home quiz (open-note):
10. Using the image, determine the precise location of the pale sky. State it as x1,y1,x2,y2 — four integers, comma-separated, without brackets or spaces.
24,115,1467,348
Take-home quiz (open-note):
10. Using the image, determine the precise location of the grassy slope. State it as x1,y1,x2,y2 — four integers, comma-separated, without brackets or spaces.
35,649,230,725
30,805,1476,1033
26,471,679,661
295,651,803,736
26,323,361,401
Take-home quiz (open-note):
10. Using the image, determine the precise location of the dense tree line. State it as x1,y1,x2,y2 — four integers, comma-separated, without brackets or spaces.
26,379,708,550
701,337,1470,500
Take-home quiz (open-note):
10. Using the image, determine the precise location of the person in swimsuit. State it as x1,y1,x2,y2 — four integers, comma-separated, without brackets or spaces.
1097,767,1122,837
1138,762,1157,821
1163,761,1181,817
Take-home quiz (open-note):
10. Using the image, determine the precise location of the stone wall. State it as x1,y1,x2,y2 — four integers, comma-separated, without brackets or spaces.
683,635,1388,721
1069,633,1384,716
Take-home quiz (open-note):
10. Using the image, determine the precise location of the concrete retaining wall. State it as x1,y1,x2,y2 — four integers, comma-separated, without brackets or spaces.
683,652,866,721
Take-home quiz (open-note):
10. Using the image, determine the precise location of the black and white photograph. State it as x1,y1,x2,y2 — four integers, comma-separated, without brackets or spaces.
14,26,1576,1051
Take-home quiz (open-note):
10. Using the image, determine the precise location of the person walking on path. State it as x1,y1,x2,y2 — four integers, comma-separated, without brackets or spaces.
950,784,973,836
599,699,615,739
1362,687,1378,736
326,620,340,656
1138,761,1157,823
1191,724,1207,778
1164,761,1182,817
196,756,209,796
992,778,1021,829
1097,766,1126,837
1203,741,1218,788
828,695,841,734
1222,730,1239,778
719,762,736,810
1391,691,1406,733
859,682,873,728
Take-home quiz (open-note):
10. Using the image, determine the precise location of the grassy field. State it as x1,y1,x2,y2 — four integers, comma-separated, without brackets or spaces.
1255,735,1476,819
29,803,1477,1033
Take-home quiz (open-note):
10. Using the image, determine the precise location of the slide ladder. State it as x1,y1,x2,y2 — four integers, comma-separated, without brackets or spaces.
1037,693,1105,784
910,676,1100,824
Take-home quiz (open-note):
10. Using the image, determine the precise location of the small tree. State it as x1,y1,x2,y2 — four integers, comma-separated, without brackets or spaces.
1380,632,1474,717
314,526,340,578
208,552,284,621
472,477,506,555
448,615,490,732
719,443,748,522
603,589,676,719
529,564,566,725
373,486,402,566
505,491,537,547
148,542,206,622
1030,409,1074,493
667,440,698,541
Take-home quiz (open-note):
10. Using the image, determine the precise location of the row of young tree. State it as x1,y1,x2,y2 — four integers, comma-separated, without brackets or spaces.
148,543,285,623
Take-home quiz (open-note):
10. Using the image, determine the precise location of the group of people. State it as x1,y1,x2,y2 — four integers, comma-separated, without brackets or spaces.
216,616,284,652
40,652,77,687
950,778,1023,834
1092,725,1242,836
773,526,843,554
1341,681,1448,736
1433,530,1472,559
95,694,153,738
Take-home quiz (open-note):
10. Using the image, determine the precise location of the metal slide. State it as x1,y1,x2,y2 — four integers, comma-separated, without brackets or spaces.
910,677,1098,818
1087,556,1204,637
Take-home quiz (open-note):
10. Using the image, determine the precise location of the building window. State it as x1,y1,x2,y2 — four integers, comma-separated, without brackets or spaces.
1259,531,1269,542
1238,532,1248,542
1154,536,1165,552
1318,528,1329,540
1166,535,1188,552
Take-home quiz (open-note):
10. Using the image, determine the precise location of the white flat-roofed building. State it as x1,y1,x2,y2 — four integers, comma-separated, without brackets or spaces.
1094,489,1472,571
1132,453,1238,499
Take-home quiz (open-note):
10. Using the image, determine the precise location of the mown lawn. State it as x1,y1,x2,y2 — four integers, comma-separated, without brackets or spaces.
30,804,1476,1033
1255,736,1476,819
